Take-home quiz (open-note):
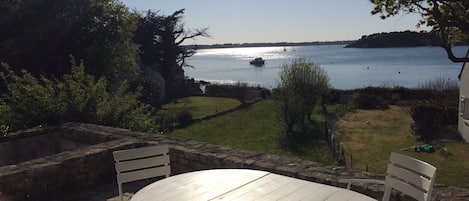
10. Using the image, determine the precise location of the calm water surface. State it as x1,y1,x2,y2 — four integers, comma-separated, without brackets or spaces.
185,45,468,89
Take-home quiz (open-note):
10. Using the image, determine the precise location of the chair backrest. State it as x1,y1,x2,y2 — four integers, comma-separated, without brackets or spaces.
382,152,437,201
113,144,170,201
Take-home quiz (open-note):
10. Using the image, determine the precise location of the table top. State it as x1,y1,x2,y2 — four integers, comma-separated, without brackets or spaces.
130,169,376,201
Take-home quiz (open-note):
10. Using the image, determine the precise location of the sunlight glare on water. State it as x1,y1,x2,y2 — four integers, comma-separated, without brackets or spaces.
194,46,295,60
185,45,468,89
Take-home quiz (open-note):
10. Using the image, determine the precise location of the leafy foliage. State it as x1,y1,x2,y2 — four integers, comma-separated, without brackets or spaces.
410,77,459,141
0,0,139,84
133,9,209,98
410,101,445,141
129,76,163,107
0,61,158,132
274,58,330,140
370,0,469,62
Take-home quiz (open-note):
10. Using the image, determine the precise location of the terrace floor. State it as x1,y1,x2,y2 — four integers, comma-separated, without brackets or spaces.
59,179,157,201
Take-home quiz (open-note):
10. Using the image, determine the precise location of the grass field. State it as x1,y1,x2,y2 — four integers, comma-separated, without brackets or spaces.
168,99,334,164
162,96,469,188
158,96,241,119
336,105,469,188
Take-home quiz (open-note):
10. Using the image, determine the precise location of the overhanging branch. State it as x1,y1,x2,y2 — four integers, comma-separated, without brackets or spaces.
442,45,469,63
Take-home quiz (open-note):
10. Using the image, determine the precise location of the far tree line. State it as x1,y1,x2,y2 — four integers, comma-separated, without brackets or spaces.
345,30,443,48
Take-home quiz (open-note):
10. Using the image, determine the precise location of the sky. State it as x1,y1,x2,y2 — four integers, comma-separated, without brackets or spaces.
120,0,429,45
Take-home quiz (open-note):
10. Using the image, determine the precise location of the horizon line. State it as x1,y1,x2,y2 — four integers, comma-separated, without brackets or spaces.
184,40,355,47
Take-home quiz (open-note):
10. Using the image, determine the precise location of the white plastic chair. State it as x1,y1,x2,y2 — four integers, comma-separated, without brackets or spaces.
112,144,170,201
339,152,437,201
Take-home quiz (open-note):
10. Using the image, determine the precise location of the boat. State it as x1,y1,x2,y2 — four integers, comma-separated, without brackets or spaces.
250,57,265,66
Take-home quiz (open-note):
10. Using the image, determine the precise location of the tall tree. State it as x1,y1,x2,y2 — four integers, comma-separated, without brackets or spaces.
0,0,139,84
133,9,209,98
370,0,469,62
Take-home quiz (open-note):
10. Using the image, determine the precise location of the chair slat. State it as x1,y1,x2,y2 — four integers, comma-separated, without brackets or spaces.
386,163,432,191
389,152,436,178
385,176,427,201
113,145,169,161
117,165,170,184
115,154,170,173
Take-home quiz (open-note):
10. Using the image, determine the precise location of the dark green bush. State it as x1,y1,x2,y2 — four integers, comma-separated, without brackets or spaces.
351,92,389,109
129,76,163,107
446,106,458,125
156,109,193,132
410,102,445,141
176,109,193,128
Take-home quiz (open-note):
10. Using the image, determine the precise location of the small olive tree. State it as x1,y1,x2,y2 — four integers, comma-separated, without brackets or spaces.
274,58,330,139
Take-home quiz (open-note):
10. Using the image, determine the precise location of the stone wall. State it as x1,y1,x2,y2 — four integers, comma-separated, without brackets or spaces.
0,123,468,201
0,125,100,167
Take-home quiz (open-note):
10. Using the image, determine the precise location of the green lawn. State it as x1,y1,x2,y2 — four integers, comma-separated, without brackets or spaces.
167,99,334,164
337,106,469,188
158,96,241,119
162,96,469,188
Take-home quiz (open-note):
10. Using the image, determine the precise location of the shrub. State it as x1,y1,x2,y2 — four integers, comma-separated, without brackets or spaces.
410,101,445,141
175,109,193,128
96,81,158,132
0,61,158,132
351,93,389,110
129,76,163,107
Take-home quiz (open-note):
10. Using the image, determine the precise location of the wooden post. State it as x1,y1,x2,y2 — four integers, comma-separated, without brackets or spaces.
350,154,353,169
324,118,329,143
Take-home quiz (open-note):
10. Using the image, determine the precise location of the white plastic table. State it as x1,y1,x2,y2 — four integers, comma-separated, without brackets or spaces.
130,169,376,201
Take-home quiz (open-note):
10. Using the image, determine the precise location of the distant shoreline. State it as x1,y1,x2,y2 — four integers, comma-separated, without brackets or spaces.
185,41,354,50
345,31,441,48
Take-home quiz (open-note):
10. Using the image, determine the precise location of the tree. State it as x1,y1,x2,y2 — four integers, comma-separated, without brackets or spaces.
370,0,469,62
0,0,139,85
274,58,330,138
133,9,209,98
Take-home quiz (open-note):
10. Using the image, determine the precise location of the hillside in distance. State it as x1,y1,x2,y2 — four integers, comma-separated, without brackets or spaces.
345,31,441,48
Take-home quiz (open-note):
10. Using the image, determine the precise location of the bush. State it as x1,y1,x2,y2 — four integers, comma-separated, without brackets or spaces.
0,61,158,132
176,109,193,128
408,77,460,141
156,109,193,132
351,93,389,109
129,76,163,107
410,102,445,141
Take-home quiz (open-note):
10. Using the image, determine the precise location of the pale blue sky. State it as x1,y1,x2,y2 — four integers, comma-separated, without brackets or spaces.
120,0,429,45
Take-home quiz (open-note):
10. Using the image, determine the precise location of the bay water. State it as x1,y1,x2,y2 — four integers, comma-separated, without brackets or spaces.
185,45,468,89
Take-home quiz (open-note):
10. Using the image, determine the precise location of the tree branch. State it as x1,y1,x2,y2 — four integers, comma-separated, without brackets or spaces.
412,1,430,13
441,45,469,62
176,27,210,45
